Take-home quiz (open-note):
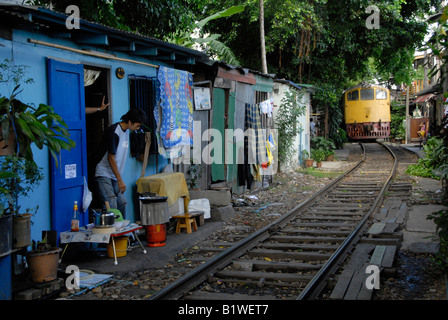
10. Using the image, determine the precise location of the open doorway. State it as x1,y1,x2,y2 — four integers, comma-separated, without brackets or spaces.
83,66,110,209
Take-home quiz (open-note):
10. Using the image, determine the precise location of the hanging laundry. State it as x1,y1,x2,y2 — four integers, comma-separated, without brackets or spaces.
154,66,194,158
268,132,277,151
263,140,274,169
245,103,268,166
259,98,274,118
259,100,269,114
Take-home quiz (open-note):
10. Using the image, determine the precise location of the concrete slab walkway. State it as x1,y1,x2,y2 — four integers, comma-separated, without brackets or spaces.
399,143,446,254
402,204,446,254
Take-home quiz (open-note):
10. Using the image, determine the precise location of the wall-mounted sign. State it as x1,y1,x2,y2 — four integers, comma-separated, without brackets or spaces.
193,87,211,110
65,164,76,179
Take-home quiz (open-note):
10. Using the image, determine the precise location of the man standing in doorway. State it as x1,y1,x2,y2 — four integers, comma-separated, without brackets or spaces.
95,108,147,217
310,118,316,137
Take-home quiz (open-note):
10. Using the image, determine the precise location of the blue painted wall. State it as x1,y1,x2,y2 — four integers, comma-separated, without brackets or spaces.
0,28,171,243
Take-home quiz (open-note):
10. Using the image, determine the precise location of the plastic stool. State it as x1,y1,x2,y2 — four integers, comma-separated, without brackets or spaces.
173,213,198,234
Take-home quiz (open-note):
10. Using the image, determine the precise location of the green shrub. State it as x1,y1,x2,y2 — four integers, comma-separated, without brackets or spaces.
311,136,335,159
427,209,448,271
405,163,439,179
405,137,447,181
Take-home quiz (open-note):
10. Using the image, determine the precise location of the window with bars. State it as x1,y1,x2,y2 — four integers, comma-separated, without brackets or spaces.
129,76,158,156
255,91,274,129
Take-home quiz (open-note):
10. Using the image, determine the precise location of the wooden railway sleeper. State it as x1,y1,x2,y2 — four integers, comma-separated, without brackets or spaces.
148,143,398,300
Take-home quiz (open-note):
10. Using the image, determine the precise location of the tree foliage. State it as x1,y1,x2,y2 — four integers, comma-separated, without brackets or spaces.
202,0,442,87
31,0,443,88
30,0,206,40
166,5,245,65
201,0,441,150
30,0,243,64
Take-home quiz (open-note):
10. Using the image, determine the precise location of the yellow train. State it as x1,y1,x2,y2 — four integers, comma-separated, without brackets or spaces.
343,83,391,140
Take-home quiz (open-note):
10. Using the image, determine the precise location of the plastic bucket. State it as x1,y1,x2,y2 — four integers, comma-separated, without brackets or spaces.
107,236,129,258
145,224,166,247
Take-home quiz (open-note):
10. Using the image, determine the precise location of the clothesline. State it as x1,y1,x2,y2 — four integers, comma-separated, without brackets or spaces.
232,95,275,117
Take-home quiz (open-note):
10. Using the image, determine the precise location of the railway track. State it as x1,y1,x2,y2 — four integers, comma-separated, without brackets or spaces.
150,142,397,300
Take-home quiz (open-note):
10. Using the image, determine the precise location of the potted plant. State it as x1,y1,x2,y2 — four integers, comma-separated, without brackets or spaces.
0,59,74,277
311,136,338,163
311,148,327,168
0,60,75,170
302,150,314,168
0,155,42,249
326,149,335,161
26,235,61,283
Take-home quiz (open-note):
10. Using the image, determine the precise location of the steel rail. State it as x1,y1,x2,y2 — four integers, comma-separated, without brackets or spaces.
297,141,398,299
149,143,367,300
150,143,397,300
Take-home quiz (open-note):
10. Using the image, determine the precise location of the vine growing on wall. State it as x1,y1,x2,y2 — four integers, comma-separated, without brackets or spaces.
276,88,306,169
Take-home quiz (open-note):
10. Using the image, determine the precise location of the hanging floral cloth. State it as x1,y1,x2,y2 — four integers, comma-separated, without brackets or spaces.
154,66,194,158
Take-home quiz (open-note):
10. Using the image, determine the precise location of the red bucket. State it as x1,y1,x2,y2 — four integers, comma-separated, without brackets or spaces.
145,224,166,247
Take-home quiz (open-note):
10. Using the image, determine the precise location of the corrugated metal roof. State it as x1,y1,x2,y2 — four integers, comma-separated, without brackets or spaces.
274,79,318,92
414,93,435,103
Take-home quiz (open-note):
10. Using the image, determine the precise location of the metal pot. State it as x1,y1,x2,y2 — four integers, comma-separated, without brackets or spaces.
95,210,115,226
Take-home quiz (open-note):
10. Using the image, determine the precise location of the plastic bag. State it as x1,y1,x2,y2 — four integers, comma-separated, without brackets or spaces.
188,198,211,219
82,176,93,212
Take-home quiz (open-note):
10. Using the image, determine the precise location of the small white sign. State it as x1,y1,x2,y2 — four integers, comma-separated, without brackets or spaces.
194,87,211,110
65,164,77,179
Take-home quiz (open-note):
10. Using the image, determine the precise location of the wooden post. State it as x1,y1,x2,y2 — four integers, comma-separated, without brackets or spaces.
405,85,410,144
259,0,268,74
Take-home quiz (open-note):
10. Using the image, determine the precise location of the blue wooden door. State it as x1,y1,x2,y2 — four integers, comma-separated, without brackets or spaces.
47,59,88,235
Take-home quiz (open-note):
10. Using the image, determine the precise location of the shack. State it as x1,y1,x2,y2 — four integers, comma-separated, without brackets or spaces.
411,84,442,141
272,79,312,171
208,62,275,193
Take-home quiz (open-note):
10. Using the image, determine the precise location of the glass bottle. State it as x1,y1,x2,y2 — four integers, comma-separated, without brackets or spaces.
71,201,79,232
